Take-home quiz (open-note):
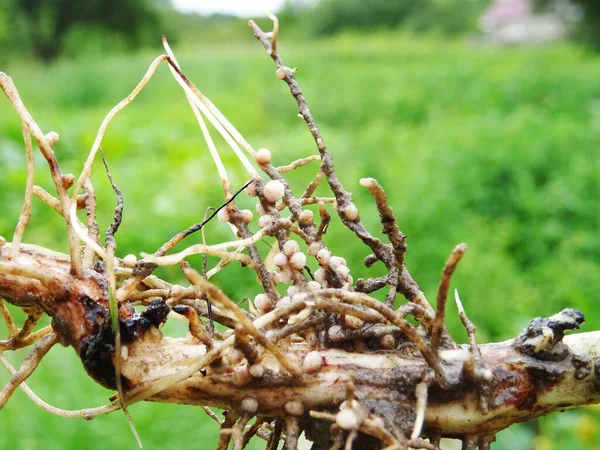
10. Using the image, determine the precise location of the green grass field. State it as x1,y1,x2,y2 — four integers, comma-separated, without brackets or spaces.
1,31,600,449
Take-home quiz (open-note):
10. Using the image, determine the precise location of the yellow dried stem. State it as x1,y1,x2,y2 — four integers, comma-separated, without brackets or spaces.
10,121,35,258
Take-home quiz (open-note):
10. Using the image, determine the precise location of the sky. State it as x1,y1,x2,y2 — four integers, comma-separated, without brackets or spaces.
171,0,287,17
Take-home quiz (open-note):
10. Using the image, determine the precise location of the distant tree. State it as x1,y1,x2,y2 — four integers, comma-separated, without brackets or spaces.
11,0,166,61
571,0,600,48
535,0,600,49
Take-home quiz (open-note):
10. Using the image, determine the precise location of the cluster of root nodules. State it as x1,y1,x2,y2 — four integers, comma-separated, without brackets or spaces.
0,15,500,450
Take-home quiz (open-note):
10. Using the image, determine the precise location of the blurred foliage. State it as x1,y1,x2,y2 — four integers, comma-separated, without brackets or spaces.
282,0,600,50
279,0,489,36
0,0,169,62
1,13,600,450
164,12,254,45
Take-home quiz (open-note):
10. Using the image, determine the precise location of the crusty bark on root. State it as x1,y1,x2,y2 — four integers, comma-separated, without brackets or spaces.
2,242,600,443
123,331,600,438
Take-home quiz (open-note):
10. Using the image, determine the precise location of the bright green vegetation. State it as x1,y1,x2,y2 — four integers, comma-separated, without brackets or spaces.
1,32,600,449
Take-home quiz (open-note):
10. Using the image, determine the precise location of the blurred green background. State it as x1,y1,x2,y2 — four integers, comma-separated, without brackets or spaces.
1,0,600,449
